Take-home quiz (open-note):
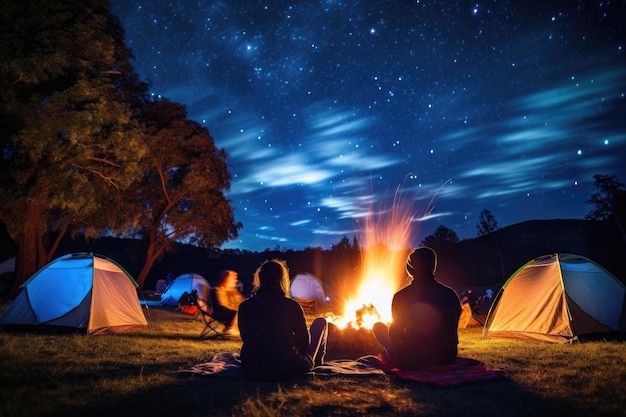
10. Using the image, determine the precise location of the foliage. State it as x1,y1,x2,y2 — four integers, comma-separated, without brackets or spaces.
0,0,148,291
330,235,360,252
476,208,501,237
585,174,625,221
585,174,626,242
121,99,241,289
421,224,460,248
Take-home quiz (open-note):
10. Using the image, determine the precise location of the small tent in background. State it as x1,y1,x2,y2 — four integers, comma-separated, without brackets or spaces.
290,273,326,304
159,272,210,307
0,253,148,334
483,253,626,343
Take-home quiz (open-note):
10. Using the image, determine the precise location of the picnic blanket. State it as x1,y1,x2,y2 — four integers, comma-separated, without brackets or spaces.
179,351,504,386
179,352,384,378
376,350,504,386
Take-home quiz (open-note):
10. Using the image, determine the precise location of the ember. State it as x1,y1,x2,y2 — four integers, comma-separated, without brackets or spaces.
326,322,382,360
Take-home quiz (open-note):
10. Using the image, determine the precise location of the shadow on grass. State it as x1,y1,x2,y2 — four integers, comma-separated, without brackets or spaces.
56,367,584,417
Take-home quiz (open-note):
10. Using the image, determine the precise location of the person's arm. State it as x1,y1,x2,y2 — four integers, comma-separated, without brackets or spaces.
291,303,310,353
388,321,404,346
388,295,404,345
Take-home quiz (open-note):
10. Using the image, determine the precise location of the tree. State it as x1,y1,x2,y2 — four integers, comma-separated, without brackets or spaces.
421,224,459,248
476,209,505,280
585,174,626,242
121,99,241,290
585,175,625,221
0,0,148,294
331,235,360,252
476,209,501,236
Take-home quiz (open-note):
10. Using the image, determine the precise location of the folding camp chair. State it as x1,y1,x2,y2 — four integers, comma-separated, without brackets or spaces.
191,289,229,339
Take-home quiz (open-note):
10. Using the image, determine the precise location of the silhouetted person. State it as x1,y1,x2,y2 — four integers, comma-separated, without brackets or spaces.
373,246,461,370
238,259,328,380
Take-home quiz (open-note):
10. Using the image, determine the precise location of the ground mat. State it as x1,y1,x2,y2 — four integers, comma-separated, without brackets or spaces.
179,351,504,386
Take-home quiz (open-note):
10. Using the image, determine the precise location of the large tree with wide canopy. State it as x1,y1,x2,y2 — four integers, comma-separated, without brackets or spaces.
124,99,241,290
0,0,148,294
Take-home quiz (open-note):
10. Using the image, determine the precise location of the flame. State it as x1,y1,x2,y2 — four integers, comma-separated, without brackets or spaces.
329,179,440,329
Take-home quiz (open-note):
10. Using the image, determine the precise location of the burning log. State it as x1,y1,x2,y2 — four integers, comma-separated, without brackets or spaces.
354,303,381,328
326,321,383,360
323,303,386,359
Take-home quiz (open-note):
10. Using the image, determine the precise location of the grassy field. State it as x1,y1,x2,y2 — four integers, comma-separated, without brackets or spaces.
1,306,625,417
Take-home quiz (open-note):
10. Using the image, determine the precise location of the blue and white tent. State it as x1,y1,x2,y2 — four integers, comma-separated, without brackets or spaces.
159,272,210,306
0,253,148,334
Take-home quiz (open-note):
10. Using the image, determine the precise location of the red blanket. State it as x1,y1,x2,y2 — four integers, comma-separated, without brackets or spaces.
377,351,504,386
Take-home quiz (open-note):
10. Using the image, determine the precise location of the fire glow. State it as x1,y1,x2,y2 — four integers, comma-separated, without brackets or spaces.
329,181,438,330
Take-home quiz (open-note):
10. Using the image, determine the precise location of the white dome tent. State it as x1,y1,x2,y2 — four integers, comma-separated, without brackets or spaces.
290,273,326,311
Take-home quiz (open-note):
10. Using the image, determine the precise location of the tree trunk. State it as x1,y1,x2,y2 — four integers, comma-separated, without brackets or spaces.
8,203,47,298
134,238,165,291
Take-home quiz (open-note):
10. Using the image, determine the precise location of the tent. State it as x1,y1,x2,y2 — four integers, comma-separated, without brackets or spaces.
290,273,326,304
483,253,626,343
159,272,210,306
0,253,148,334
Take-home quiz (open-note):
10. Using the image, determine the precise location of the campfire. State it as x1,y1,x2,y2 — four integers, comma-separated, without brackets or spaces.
324,245,410,359
326,248,408,330
324,181,437,358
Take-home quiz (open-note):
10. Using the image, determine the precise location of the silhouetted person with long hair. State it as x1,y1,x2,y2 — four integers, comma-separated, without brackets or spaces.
373,246,461,370
238,259,328,380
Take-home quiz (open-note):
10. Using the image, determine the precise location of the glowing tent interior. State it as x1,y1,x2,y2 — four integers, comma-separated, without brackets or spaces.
483,253,626,343
0,253,148,334
159,272,210,307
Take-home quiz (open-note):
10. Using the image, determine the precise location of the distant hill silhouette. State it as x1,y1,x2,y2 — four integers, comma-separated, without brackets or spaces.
1,219,624,300
432,219,625,291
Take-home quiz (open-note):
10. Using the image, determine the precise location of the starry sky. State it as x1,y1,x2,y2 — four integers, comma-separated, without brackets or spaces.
110,1,626,252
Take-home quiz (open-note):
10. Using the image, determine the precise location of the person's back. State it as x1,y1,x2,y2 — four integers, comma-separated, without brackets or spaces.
374,246,461,370
390,279,460,369
239,289,313,379
238,259,328,381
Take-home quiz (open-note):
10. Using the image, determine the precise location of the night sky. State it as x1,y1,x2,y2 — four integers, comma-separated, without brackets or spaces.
110,1,626,252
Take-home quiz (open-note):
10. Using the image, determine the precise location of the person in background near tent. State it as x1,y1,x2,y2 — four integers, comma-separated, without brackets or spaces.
165,272,174,287
485,288,493,299
238,259,328,381
461,288,482,314
373,246,461,370
212,269,246,337
177,289,198,315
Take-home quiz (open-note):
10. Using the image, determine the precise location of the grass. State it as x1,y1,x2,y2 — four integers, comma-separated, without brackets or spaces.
1,306,625,417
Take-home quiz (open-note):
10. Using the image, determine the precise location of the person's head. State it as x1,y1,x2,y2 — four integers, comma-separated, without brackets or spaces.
216,270,238,288
406,246,437,278
252,259,290,297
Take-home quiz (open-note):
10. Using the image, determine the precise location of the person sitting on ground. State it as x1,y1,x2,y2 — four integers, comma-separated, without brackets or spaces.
372,246,461,370
237,259,328,381
212,269,246,337
177,289,199,314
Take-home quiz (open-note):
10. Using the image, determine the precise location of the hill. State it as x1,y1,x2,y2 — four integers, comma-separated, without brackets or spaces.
1,219,624,299
432,218,625,291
